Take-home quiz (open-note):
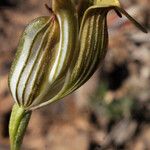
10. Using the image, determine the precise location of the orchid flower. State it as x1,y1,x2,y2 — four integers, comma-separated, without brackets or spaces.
8,0,147,150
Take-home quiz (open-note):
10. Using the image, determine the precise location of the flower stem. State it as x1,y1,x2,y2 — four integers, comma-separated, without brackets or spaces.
9,104,32,150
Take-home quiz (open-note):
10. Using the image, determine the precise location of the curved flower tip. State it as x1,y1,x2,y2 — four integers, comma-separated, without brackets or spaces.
116,7,148,33
92,0,147,33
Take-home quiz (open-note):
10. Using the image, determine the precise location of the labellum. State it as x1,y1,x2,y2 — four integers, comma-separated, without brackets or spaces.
8,0,147,150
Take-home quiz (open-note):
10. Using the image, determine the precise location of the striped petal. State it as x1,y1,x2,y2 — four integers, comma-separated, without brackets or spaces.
8,16,54,106
29,7,109,110
30,2,147,110
9,0,147,110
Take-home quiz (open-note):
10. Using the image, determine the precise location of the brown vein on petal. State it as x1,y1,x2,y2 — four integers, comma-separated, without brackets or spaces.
70,16,91,83
23,27,51,106
70,14,96,88
16,19,51,105
75,14,108,90
77,16,101,85
25,20,59,107
61,13,108,97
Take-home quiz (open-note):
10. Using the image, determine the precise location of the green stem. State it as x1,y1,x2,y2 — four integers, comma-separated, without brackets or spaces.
9,104,32,150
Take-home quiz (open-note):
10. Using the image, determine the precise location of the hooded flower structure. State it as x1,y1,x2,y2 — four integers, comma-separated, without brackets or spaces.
8,0,147,150
9,0,147,111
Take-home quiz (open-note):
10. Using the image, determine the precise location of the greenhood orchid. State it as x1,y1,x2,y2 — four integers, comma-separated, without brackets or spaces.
8,0,147,150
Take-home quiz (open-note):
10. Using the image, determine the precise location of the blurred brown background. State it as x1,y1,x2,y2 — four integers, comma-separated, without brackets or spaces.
0,0,150,150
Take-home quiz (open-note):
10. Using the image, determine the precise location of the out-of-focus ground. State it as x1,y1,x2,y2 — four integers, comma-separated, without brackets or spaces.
0,0,149,150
